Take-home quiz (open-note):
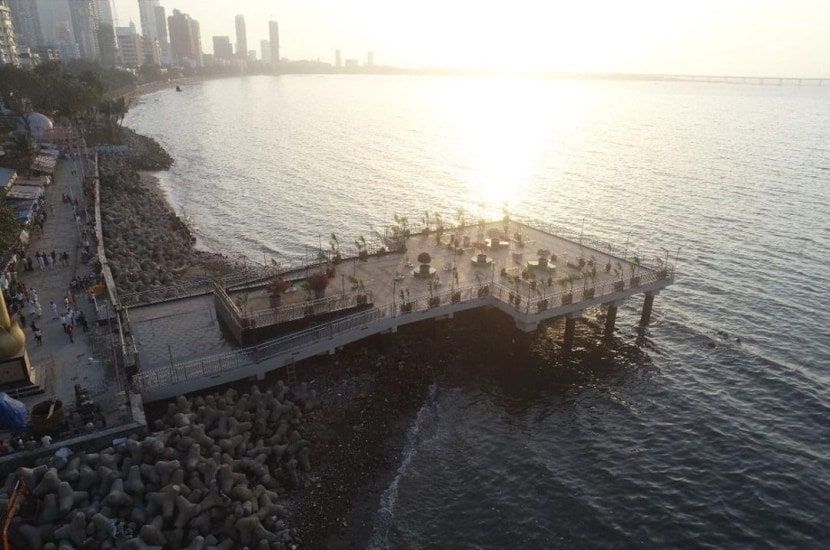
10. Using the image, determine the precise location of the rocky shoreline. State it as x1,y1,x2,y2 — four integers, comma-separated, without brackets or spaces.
96,131,236,295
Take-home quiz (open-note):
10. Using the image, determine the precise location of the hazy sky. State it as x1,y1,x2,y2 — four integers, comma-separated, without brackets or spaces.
115,0,829,76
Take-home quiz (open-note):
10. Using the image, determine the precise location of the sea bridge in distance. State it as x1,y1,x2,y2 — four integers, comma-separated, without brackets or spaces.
119,219,675,403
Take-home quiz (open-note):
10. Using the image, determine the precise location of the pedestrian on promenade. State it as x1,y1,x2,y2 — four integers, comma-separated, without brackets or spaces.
67,323,74,344
36,252,44,270
30,288,38,303
27,300,36,317
35,300,42,318
79,311,88,332
50,251,56,266
49,203,54,216
18,312,25,328
34,329,42,346
50,301,58,320
30,321,37,334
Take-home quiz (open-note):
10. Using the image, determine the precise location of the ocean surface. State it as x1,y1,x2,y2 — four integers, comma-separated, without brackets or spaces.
125,75,830,548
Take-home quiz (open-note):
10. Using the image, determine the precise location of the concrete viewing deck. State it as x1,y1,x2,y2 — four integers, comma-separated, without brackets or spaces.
128,220,675,403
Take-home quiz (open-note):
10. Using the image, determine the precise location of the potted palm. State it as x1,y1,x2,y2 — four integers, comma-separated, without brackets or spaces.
476,272,490,297
559,275,574,305
266,277,291,308
629,256,641,287
428,280,440,307
451,268,461,303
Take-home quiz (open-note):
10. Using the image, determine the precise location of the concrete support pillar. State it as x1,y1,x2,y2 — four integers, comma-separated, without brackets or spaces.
640,291,658,326
604,305,618,338
562,315,578,354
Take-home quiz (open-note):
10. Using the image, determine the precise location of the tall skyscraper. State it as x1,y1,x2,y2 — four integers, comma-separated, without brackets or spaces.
212,35,231,59
260,40,270,63
152,4,168,63
234,14,246,59
95,0,113,26
115,21,141,67
0,0,18,66
335,49,341,68
68,0,100,60
35,0,80,60
8,0,43,51
167,8,201,66
137,0,158,37
268,20,279,67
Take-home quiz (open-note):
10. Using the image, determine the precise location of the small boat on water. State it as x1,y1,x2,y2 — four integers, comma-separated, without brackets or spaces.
175,85,182,92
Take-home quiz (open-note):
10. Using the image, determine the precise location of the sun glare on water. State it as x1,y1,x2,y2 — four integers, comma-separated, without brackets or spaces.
442,77,588,215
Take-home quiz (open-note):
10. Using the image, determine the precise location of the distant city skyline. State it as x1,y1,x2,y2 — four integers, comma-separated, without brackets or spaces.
112,0,829,76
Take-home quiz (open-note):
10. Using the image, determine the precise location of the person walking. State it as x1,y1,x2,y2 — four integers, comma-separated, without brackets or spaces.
66,323,74,344
50,301,58,320
34,328,42,346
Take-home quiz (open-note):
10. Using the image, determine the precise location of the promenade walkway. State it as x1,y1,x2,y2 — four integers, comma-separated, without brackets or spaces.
6,158,124,437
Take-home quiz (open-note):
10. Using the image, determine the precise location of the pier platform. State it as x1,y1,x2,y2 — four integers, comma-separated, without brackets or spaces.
128,220,674,402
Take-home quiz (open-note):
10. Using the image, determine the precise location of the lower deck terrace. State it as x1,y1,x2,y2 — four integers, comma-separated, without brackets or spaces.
128,219,675,402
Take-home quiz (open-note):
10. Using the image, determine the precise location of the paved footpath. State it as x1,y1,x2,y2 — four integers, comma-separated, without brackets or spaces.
12,158,122,427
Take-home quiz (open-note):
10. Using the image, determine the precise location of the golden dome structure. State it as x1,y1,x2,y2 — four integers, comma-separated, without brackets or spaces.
0,291,25,358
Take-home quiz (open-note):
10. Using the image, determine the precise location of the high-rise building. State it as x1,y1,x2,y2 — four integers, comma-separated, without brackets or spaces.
95,0,114,26
234,14,246,59
94,0,117,65
367,51,374,67
35,0,79,59
152,5,168,63
260,40,270,63
8,0,42,51
137,0,158,38
268,20,279,67
0,0,18,66
115,21,141,67
68,0,99,60
212,35,231,59
335,49,341,68
167,8,201,66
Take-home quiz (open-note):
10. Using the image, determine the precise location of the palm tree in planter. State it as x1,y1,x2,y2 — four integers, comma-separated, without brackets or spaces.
476,272,490,297
355,236,368,261
330,233,342,264
400,288,413,312
583,269,596,299
451,268,461,303
536,286,549,312
614,262,625,291
559,275,574,305
428,280,441,307
630,256,642,286
308,271,330,299
266,277,291,308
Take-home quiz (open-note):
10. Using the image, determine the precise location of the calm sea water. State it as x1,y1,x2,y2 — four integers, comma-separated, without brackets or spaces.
125,75,830,548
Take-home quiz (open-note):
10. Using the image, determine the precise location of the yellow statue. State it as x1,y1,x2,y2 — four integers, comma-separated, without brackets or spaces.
0,291,25,358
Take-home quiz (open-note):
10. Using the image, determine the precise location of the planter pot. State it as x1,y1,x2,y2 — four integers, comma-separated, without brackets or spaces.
530,280,537,291
509,292,516,303
584,288,595,299
630,276,641,287
451,292,461,303
429,297,441,307
303,305,314,317
269,295,281,308
358,251,369,262
561,293,573,305
614,281,625,292
314,288,326,299
333,254,342,265
402,302,414,313
513,297,521,308
326,267,336,278
356,295,368,306
657,269,669,279
537,300,548,312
